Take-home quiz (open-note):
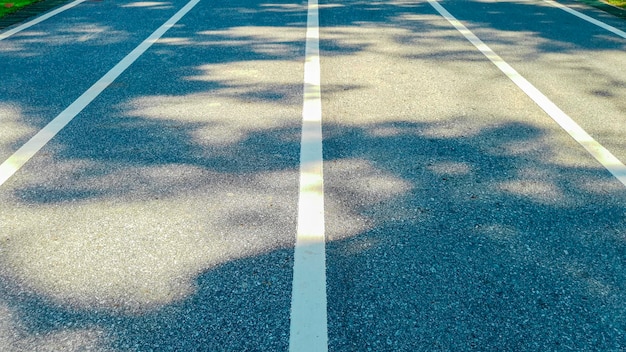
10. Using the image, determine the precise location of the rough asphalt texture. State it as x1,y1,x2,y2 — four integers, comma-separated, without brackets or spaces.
1,0,625,350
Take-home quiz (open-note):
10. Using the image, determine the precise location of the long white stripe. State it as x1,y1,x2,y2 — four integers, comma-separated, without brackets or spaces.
289,0,328,350
544,0,626,39
0,0,86,41
429,0,626,186
0,0,201,187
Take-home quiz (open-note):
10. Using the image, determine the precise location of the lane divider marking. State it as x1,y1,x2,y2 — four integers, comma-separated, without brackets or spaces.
0,0,86,41
544,0,626,39
428,0,626,187
289,0,328,350
0,0,201,187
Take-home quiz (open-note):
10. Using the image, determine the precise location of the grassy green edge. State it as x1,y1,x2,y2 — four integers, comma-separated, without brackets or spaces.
577,0,626,18
0,0,624,31
0,0,43,18
0,0,71,29
0,0,622,19
605,0,626,9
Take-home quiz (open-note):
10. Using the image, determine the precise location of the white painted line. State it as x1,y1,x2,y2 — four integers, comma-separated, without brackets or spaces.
0,0,201,187
289,0,328,350
0,0,86,41
544,0,626,39
428,0,626,187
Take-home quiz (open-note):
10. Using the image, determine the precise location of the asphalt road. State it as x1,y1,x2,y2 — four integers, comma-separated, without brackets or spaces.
1,0,625,351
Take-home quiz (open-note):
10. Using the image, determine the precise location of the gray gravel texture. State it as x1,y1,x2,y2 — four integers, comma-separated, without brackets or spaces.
1,0,626,351
0,0,177,162
320,0,626,351
1,0,306,350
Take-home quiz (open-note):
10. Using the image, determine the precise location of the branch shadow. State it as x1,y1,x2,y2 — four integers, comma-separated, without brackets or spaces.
323,121,626,350
1,119,625,350
0,0,625,350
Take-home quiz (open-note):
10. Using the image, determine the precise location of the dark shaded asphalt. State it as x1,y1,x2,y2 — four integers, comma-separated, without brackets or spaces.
1,0,625,351
0,0,73,30
1,0,305,350
320,0,626,350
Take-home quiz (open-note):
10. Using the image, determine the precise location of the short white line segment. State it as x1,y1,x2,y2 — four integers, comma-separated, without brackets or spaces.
289,0,328,350
428,0,626,187
544,0,626,39
0,0,201,187
0,0,86,41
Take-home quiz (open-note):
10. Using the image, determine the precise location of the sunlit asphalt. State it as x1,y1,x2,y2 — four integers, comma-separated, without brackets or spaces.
1,0,626,350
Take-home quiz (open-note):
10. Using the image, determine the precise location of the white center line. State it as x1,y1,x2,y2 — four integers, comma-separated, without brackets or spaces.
544,0,626,39
0,0,86,41
289,0,328,350
0,0,201,187
428,0,626,187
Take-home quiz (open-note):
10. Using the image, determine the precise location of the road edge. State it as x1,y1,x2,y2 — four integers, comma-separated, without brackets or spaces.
0,0,73,30
575,0,626,18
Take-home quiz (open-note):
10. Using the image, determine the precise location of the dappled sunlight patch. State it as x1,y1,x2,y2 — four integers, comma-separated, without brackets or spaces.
20,328,110,351
0,165,300,313
37,24,129,46
124,91,299,146
498,179,563,204
504,131,603,170
187,60,302,85
393,13,441,22
326,159,413,204
340,236,381,256
324,199,371,242
427,161,472,176
576,177,626,195
561,262,613,298
474,223,519,242
500,137,553,156
1,24,129,55
259,3,308,11
0,103,36,152
315,3,345,9
125,94,224,122
0,301,111,351
317,3,345,9
155,37,192,45
9,30,47,37
364,124,417,137
585,277,612,297
496,132,602,170
1,202,216,311
121,1,173,9
324,158,414,241
122,59,303,147
0,302,18,348
252,42,296,56
253,169,300,190
192,26,304,55
64,24,112,43
497,166,565,204
419,119,482,139
0,37,35,56
320,26,378,52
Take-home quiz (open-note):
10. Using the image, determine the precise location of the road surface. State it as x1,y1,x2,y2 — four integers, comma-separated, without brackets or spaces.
0,0,625,350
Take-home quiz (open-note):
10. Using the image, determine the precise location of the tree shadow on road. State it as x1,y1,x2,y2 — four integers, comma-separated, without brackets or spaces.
1,118,625,350
0,0,625,350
